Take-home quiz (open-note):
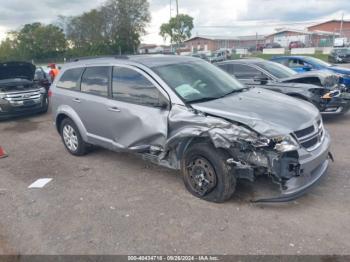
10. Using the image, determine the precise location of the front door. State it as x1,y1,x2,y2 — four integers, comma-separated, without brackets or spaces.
104,65,169,151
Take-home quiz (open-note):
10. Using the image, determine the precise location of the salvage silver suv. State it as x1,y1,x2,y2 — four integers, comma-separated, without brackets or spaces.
51,55,332,202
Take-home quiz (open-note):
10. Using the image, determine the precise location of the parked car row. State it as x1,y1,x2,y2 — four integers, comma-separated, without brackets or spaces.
1,54,349,203
217,59,350,115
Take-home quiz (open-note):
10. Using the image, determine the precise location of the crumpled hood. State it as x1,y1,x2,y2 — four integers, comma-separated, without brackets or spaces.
0,61,35,81
190,87,320,137
268,80,322,90
280,70,339,87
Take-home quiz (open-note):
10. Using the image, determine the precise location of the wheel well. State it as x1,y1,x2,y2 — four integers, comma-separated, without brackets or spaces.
56,114,69,133
177,136,221,160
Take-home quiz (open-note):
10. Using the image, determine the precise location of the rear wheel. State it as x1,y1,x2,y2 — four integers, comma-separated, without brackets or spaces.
181,143,236,203
60,118,88,156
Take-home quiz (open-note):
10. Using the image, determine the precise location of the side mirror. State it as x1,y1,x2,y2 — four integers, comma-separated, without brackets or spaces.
157,100,169,109
253,75,269,85
155,94,170,109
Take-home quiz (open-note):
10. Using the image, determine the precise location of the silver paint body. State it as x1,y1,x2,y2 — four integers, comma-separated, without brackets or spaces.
51,55,331,201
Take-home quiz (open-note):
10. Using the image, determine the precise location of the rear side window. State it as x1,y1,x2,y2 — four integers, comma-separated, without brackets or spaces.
112,67,161,106
274,58,289,67
218,64,234,75
56,68,83,90
81,67,109,97
231,64,261,79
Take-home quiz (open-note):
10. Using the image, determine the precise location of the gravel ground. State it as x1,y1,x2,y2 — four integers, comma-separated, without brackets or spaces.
0,108,350,255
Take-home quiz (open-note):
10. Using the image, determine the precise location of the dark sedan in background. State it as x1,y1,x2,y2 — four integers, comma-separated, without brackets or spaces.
0,61,49,120
217,59,350,115
271,55,350,88
328,48,350,64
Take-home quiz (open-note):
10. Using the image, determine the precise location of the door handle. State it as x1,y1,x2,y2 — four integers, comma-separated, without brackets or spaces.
73,98,81,103
108,107,121,112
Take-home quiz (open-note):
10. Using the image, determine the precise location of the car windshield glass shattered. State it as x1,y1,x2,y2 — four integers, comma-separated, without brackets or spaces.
153,61,245,103
257,61,297,79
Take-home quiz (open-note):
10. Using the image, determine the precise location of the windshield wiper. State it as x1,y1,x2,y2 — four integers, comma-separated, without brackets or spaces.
219,87,250,98
188,96,220,103
188,88,249,104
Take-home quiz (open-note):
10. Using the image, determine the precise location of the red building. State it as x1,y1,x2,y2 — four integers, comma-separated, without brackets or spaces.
184,35,265,52
307,20,350,39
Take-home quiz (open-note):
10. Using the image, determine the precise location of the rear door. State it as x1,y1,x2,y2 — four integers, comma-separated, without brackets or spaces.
54,67,85,118
103,65,170,151
73,66,112,141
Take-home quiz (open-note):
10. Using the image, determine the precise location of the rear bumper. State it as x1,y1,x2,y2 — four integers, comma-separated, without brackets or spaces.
254,131,331,203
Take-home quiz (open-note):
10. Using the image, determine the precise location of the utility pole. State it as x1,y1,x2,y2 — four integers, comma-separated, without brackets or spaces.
340,12,344,37
176,0,179,16
169,0,173,53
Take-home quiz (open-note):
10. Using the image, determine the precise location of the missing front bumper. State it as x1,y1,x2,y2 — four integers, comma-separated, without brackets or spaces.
251,132,331,203
252,158,329,203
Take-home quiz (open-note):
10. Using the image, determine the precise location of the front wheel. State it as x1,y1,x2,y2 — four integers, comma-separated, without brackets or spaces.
181,143,236,203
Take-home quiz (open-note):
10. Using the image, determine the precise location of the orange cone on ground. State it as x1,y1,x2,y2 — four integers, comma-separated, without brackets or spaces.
0,146,8,159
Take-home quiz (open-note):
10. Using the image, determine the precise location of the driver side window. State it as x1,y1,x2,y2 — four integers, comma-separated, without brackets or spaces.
112,67,165,107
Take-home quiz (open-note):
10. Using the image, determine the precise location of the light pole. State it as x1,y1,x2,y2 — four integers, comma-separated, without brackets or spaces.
176,0,179,16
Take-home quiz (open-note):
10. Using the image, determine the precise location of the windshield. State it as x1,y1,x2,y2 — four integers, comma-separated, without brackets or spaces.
153,61,245,103
257,61,297,79
335,48,350,54
303,57,332,67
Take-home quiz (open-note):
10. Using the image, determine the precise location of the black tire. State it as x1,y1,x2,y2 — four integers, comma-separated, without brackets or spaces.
181,143,236,203
41,96,49,114
60,118,88,156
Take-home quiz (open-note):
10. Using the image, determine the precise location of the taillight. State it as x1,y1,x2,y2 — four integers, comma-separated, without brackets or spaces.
48,90,52,97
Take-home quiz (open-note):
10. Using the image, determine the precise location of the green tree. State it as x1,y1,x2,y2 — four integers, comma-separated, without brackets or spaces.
102,0,151,53
61,0,150,56
0,22,67,61
0,37,17,61
160,14,194,46
0,23,66,60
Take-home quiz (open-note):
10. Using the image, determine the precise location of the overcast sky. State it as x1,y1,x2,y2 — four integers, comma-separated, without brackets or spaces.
1,0,350,44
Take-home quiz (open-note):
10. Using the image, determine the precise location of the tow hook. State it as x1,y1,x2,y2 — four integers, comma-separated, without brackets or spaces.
328,152,334,162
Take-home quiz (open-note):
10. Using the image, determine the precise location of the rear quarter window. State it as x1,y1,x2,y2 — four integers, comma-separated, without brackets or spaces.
56,68,84,90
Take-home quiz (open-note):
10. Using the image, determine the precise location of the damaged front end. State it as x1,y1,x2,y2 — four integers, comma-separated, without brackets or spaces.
151,105,331,203
319,89,350,114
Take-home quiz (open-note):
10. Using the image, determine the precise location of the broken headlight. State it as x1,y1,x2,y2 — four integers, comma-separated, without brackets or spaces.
252,135,299,152
273,135,299,152
322,90,341,99
251,137,271,148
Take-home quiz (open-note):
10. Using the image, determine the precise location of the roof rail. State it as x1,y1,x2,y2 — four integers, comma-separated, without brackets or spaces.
70,55,130,62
